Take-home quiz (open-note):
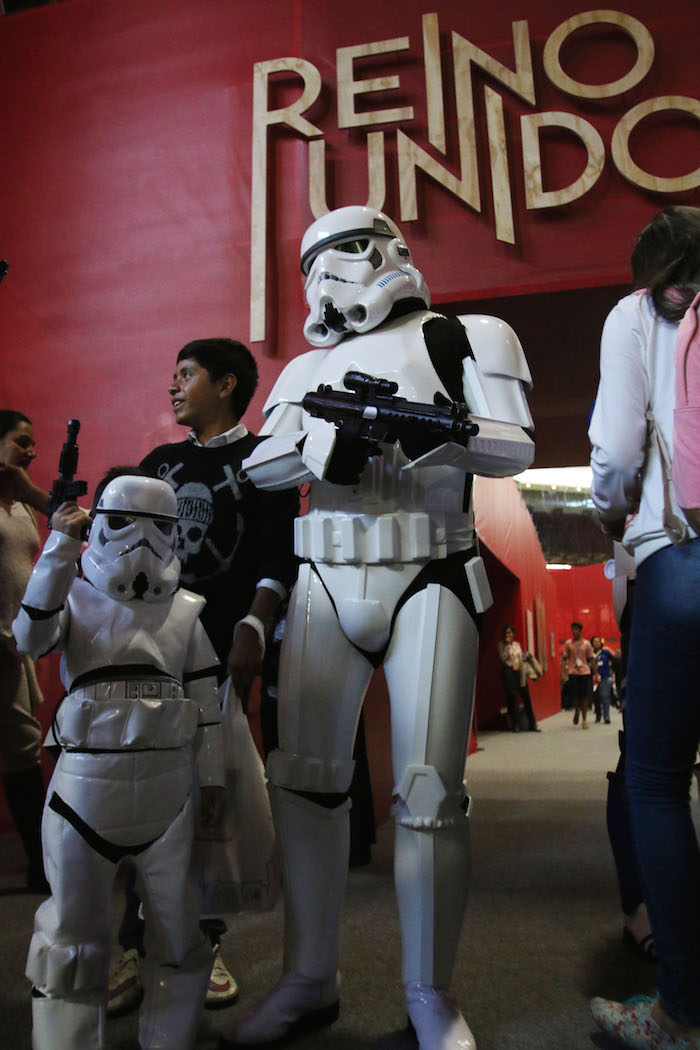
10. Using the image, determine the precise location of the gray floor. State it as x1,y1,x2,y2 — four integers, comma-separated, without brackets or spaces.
0,709,659,1049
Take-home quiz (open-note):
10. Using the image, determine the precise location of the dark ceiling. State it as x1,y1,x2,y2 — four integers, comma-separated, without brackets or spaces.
444,283,630,468
1,0,64,12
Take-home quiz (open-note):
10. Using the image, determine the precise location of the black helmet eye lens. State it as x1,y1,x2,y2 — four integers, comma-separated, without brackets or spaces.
336,239,369,255
107,515,134,530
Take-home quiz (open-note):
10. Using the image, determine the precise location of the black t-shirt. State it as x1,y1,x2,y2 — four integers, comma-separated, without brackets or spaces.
140,434,299,667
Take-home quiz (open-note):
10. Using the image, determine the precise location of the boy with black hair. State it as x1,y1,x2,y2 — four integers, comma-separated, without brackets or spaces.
142,337,298,694
172,338,260,423
108,337,299,1014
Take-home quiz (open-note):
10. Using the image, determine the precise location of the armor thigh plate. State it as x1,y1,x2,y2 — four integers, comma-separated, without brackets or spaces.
53,749,193,844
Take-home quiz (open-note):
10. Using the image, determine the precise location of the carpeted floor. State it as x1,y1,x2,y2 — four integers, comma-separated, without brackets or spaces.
0,708,664,1049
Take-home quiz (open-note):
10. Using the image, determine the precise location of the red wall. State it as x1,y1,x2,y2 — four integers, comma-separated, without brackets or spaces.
474,477,561,728
550,562,619,652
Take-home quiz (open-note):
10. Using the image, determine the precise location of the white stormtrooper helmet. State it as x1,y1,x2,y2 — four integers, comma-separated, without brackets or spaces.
82,475,181,602
300,205,430,348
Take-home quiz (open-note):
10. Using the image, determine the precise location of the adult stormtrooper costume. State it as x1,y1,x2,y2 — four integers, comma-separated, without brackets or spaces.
13,475,224,1050
221,206,535,1050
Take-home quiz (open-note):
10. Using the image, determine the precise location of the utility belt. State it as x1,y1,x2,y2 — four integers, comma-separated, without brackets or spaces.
294,510,475,565
55,671,198,752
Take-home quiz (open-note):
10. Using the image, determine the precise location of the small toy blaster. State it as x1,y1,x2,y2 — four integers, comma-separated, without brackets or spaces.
301,370,479,452
48,419,89,526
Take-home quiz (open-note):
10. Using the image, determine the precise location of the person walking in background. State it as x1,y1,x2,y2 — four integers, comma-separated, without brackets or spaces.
588,205,700,1048
592,636,615,724
497,624,540,732
561,622,596,729
0,410,52,893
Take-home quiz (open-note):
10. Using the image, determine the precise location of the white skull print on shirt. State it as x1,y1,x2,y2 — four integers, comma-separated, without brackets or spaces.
176,482,213,560
153,460,245,586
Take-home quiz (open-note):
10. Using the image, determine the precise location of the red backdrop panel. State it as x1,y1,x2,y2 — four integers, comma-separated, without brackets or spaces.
474,477,561,727
550,562,618,651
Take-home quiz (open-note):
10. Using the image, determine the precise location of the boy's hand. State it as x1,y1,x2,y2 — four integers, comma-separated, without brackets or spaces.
50,500,91,539
227,626,263,698
199,786,225,829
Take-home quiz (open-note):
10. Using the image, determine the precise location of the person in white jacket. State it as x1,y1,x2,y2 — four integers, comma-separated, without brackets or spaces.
13,473,224,1050
588,206,700,1050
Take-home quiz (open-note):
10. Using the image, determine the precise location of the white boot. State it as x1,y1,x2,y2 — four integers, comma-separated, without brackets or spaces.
220,972,340,1047
220,788,348,1046
31,989,104,1050
138,937,212,1050
405,982,476,1050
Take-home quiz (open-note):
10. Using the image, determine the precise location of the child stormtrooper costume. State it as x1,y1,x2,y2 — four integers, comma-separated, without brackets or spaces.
13,475,224,1050
221,207,535,1050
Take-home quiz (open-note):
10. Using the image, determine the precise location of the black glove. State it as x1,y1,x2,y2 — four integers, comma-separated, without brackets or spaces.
397,426,451,462
325,430,381,485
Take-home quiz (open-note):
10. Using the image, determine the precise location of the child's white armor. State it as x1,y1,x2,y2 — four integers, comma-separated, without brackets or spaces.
224,207,535,1050
13,476,224,1050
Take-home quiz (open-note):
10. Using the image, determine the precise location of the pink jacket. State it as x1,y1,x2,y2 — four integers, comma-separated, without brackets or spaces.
672,291,700,511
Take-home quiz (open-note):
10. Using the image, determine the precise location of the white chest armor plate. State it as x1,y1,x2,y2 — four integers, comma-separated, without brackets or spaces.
295,313,474,564
59,581,205,689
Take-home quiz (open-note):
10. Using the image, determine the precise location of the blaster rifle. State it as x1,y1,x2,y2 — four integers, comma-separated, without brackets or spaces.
301,370,479,455
48,419,89,526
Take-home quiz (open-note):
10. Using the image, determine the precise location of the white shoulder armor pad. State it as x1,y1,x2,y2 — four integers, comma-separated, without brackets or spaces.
175,586,207,623
262,349,328,417
457,314,534,430
459,315,532,387
242,431,315,490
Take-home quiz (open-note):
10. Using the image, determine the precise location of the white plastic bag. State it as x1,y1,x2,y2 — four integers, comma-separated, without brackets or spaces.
195,678,280,914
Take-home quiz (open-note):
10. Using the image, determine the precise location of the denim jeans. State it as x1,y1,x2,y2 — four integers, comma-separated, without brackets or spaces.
626,538,700,1027
594,678,613,721
607,720,646,918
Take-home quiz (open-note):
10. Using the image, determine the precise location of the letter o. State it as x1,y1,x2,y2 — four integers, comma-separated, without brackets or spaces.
543,10,654,99
612,96,700,192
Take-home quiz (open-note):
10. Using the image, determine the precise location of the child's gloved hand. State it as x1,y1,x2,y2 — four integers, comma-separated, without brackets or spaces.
50,500,91,539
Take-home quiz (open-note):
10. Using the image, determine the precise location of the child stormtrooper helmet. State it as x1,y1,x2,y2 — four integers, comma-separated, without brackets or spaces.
82,475,181,602
300,205,430,348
